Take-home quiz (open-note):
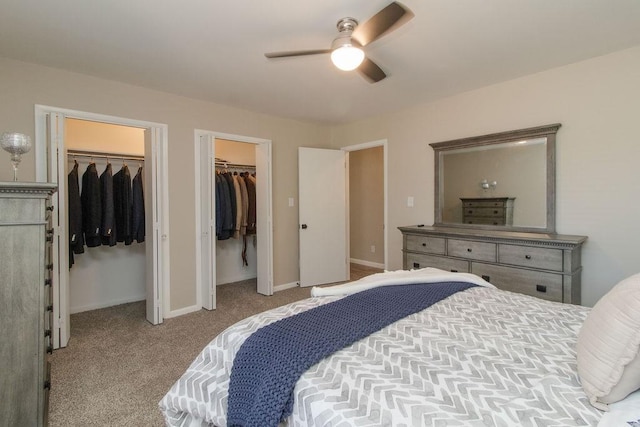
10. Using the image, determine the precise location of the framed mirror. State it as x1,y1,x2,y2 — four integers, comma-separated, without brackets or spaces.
430,123,560,233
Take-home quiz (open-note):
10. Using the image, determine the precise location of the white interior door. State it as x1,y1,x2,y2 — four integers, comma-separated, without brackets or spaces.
144,128,162,324
47,112,70,348
298,147,348,287
199,134,216,309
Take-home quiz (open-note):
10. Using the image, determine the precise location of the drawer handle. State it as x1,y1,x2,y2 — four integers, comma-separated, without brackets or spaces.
536,284,547,293
44,380,51,390
467,210,473,214
450,269,458,273
493,210,498,214
467,248,472,252
481,275,491,282
413,262,420,268
493,222,498,225
421,243,426,247
525,255,532,260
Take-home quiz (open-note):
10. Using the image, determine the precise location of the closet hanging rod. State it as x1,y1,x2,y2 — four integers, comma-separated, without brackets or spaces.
67,149,145,162
214,161,255,169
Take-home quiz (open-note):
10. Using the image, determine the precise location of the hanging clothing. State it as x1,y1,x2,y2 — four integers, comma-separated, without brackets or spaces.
131,166,145,243
81,163,102,247
244,173,257,235
217,172,234,240
223,172,237,236
100,163,117,247
232,173,243,239
114,164,133,245
238,174,249,236
68,160,84,268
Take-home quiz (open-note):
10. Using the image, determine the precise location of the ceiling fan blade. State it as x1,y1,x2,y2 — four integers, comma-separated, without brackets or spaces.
352,2,414,47
358,58,386,83
265,49,331,59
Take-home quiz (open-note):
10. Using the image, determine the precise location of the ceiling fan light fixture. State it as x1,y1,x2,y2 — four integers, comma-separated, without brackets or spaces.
331,44,365,71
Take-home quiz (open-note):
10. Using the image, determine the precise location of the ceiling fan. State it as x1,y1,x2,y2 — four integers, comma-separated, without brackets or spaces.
264,2,414,83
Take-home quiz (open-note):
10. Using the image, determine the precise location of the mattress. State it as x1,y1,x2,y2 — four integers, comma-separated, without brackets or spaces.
160,270,609,426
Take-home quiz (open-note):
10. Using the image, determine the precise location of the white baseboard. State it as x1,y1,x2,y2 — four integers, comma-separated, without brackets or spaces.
350,258,385,269
274,281,299,292
70,295,146,314
164,303,202,319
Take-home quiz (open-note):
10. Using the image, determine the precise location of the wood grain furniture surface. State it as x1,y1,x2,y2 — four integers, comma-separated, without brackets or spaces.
0,182,57,426
399,225,587,304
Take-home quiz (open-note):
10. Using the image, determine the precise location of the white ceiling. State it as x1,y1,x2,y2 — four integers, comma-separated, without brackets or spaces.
2,0,640,124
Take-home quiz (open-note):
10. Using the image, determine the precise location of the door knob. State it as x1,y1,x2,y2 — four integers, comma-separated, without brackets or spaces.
301,224,308,229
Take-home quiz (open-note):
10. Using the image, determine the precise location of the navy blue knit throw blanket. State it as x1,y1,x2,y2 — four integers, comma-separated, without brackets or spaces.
226,281,476,427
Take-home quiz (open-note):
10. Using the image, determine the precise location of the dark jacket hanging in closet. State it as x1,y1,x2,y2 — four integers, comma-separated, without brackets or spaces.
68,161,84,268
113,164,133,245
217,172,234,240
215,173,223,237
100,163,117,247
81,163,102,247
245,173,257,235
131,166,145,243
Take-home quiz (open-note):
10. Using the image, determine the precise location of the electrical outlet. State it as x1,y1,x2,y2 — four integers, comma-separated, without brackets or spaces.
288,197,294,207
370,245,376,253
407,196,414,207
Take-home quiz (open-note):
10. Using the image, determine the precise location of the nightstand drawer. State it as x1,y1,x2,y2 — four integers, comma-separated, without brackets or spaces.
406,253,469,273
405,234,445,254
499,244,563,272
472,263,563,302
448,239,496,262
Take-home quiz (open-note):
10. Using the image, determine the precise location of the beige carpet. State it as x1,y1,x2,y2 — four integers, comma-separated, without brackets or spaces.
49,264,381,426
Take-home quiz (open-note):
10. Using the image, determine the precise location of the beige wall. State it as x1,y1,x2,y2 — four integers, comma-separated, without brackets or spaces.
349,146,384,265
0,56,329,313
330,46,640,307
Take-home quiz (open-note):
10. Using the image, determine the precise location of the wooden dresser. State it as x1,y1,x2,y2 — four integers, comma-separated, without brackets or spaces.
0,182,57,426
399,225,587,304
460,197,515,226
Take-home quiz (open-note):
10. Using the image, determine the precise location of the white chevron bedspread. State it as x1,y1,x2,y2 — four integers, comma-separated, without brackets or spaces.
159,276,606,426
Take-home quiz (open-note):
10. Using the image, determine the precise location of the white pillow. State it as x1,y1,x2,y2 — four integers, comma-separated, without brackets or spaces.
577,273,640,411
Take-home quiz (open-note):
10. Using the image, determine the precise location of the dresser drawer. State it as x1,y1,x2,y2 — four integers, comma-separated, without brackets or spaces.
462,200,506,208
463,207,505,218
498,244,563,272
448,239,496,262
406,253,469,273
463,217,505,226
471,263,563,302
405,234,445,254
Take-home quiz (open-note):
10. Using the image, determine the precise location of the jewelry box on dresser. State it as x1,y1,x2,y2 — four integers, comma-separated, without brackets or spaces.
0,182,57,426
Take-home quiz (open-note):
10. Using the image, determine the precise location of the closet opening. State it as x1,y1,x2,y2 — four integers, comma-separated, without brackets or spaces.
35,106,169,349
65,119,147,317
195,130,273,311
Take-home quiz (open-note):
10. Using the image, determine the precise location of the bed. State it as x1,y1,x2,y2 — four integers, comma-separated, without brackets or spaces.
159,268,640,427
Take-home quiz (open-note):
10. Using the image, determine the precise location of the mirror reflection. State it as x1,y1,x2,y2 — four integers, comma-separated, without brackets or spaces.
441,138,547,228
430,124,560,233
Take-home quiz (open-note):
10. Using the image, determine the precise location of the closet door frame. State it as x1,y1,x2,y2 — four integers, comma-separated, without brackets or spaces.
34,105,170,348
194,130,273,310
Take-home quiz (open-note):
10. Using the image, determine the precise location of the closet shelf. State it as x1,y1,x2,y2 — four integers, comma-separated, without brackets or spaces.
67,149,144,162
